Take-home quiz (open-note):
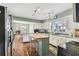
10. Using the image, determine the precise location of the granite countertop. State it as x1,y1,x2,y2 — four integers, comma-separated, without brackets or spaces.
59,41,79,48
49,34,79,48
51,34,79,42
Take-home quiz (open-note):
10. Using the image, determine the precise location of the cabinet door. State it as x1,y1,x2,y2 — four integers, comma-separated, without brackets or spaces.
76,46,79,55
68,44,76,53
66,43,71,51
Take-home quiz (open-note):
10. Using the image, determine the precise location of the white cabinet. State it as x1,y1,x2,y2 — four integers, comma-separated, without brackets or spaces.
33,23,42,29
29,24,34,33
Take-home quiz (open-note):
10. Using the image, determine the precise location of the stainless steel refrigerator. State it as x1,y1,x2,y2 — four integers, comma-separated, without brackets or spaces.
0,5,13,56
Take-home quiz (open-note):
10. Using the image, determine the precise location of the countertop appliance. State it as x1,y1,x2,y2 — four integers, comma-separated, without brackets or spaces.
34,29,48,33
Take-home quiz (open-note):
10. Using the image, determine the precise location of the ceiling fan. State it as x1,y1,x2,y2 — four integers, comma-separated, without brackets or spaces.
32,6,40,16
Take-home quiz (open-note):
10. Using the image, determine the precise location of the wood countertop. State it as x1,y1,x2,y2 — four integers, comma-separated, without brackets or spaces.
32,33,49,39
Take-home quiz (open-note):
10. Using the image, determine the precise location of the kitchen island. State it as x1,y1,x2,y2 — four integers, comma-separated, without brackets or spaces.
12,33,49,56
31,33,49,56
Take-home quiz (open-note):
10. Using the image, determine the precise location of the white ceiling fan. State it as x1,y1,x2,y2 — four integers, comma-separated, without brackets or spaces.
32,6,40,16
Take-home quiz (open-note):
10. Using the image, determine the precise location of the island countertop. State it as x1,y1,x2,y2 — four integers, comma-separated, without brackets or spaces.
31,33,49,40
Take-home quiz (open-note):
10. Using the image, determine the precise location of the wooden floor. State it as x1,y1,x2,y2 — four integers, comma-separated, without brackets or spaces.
8,44,57,56
48,45,57,56
13,42,39,56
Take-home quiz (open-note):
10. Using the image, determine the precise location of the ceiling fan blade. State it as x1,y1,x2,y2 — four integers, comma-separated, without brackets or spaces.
32,12,35,16
32,6,40,16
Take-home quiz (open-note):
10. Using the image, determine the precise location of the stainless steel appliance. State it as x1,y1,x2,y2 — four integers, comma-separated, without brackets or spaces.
0,5,13,56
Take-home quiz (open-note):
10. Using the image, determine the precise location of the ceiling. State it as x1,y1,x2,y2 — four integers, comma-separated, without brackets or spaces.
0,3,73,20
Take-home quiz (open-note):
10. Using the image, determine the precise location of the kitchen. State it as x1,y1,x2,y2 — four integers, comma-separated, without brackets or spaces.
0,3,79,56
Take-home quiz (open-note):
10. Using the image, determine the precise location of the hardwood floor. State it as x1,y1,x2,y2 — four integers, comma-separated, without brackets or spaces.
8,43,57,56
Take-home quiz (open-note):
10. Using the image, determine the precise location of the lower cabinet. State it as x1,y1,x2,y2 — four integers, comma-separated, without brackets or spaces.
76,47,79,55
36,38,49,56
58,41,79,56
67,43,77,53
